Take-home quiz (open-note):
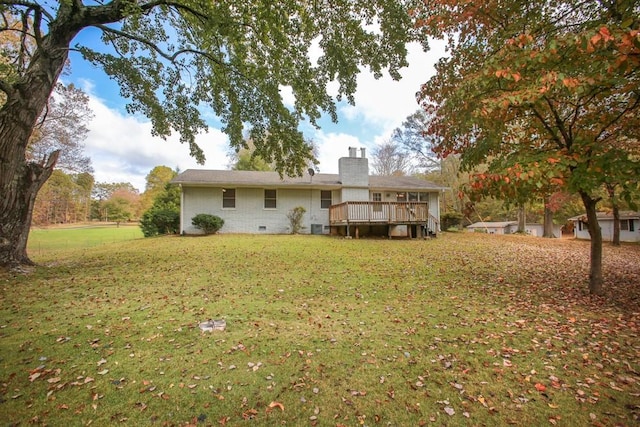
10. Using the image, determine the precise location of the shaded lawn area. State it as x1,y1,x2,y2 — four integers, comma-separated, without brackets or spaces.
1,233,638,426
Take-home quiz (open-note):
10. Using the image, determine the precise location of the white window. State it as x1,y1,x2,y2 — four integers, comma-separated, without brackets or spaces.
372,192,382,212
621,219,636,232
320,190,332,209
264,189,277,209
222,188,235,208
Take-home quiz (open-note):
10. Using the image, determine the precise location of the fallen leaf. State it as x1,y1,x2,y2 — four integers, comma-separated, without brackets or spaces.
267,401,285,412
478,396,487,407
444,406,455,416
535,383,546,392
242,408,258,420
97,369,109,375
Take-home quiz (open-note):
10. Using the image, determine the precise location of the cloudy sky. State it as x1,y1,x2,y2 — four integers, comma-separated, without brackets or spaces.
62,31,447,192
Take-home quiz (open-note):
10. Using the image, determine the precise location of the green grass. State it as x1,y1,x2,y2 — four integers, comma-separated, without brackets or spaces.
28,224,143,256
1,232,639,426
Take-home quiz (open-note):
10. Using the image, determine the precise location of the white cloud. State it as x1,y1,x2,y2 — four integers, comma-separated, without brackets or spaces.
84,94,228,192
314,131,362,173
347,40,447,137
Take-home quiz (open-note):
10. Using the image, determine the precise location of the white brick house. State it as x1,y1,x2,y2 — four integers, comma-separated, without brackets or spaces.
172,148,445,237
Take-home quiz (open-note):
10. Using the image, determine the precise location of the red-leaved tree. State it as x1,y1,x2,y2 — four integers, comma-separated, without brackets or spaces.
414,0,640,294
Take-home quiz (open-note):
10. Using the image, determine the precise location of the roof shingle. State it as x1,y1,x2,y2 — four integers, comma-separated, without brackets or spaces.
172,169,446,191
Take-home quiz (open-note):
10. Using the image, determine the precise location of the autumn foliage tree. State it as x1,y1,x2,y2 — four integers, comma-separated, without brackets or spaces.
33,170,93,225
139,166,177,213
0,1,417,267
414,0,640,294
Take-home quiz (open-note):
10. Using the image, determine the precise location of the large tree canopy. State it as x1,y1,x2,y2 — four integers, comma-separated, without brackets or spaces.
414,0,640,294
0,0,419,266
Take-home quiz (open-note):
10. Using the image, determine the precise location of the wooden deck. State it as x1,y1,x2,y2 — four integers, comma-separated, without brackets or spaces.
329,201,439,236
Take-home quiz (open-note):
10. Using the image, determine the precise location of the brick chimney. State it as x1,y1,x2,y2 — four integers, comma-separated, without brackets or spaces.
339,147,369,201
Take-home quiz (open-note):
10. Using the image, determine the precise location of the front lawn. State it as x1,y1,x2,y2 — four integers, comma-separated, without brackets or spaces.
1,233,638,425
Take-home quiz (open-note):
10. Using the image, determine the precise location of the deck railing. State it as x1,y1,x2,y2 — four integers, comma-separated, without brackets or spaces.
330,201,432,225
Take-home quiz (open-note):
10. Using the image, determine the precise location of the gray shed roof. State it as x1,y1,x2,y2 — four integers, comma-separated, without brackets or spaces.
467,221,518,229
568,211,640,221
171,169,446,191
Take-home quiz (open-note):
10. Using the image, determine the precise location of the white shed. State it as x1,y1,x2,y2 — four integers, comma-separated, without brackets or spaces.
466,221,518,235
569,211,640,243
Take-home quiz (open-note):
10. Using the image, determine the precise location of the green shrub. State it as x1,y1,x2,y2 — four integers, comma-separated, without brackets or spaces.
286,206,306,234
191,213,224,235
139,183,181,237
140,208,180,237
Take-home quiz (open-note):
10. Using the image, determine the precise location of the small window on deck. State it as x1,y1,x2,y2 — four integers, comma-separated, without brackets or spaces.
372,192,382,212
222,188,236,208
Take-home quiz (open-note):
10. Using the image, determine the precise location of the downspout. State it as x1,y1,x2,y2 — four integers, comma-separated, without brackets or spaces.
179,184,184,234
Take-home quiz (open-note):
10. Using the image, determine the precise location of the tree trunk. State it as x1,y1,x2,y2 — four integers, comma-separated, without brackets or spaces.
606,185,620,246
0,19,77,267
542,196,555,238
612,203,620,246
0,148,59,266
580,192,604,295
517,203,526,233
